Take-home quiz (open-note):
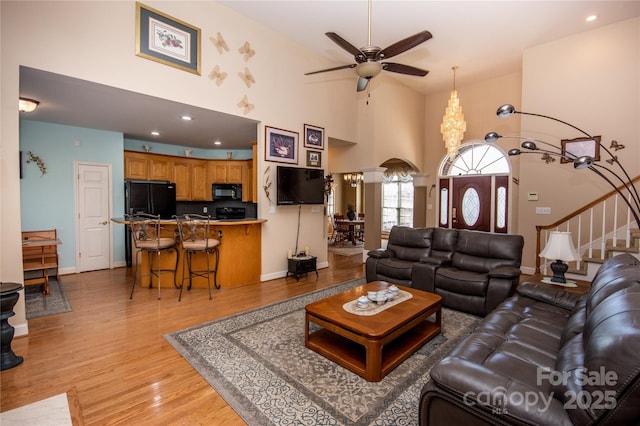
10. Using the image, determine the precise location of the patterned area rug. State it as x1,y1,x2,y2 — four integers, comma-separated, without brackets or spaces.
165,278,480,425
25,278,72,319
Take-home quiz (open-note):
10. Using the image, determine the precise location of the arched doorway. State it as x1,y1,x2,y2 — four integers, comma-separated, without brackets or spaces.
438,142,511,233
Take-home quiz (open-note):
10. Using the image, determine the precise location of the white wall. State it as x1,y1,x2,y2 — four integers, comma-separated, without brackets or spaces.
329,73,426,174
518,17,640,269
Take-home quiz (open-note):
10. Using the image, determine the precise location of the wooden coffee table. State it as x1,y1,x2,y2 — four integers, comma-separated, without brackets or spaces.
305,281,442,382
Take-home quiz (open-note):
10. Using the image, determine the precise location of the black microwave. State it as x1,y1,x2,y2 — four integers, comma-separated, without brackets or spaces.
212,183,242,200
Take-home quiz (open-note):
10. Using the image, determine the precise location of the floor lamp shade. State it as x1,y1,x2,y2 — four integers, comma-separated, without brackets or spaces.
539,231,581,283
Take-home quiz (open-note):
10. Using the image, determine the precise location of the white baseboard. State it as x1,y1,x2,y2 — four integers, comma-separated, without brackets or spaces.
261,262,328,282
14,322,29,337
521,266,536,275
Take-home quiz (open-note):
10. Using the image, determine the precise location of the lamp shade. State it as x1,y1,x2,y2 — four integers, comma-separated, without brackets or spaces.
356,61,382,78
539,231,581,262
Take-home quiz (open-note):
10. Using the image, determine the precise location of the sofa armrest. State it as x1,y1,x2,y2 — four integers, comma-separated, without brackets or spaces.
367,249,393,259
488,266,521,279
419,256,451,266
411,261,439,292
517,281,584,310
427,357,571,425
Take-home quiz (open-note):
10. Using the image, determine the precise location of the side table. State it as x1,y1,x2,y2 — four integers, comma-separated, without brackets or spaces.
1,282,24,370
286,256,318,281
524,274,590,294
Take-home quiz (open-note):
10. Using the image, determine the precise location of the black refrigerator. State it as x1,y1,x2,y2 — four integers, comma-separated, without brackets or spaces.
124,180,177,267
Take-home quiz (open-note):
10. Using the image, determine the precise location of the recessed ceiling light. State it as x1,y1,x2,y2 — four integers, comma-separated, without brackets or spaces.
151,131,160,136
586,15,597,22
213,140,222,145
181,115,193,121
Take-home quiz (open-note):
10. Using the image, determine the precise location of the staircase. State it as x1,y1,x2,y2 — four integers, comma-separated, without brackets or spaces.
536,176,640,282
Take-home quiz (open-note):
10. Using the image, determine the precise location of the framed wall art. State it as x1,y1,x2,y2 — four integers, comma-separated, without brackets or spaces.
136,2,201,75
560,136,601,163
306,150,322,167
304,124,324,150
265,126,298,164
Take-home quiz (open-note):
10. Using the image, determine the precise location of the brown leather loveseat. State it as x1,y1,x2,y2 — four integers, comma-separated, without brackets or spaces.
366,226,524,316
420,253,640,425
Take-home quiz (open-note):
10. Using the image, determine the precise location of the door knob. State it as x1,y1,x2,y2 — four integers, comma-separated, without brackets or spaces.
100,221,108,225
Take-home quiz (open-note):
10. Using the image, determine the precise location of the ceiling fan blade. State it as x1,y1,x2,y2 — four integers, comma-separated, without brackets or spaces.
304,63,356,76
378,30,432,60
356,77,370,92
325,32,365,59
382,62,429,76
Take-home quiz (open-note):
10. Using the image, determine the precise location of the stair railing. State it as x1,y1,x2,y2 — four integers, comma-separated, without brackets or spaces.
536,175,640,275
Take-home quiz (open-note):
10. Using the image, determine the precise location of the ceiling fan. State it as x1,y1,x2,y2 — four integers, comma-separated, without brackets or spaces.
304,0,432,92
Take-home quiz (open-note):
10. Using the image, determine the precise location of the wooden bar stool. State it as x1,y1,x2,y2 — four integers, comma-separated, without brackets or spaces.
174,214,221,301
125,213,178,300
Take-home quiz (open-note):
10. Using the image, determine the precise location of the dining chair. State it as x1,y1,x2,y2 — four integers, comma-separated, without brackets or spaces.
332,214,350,246
357,213,365,242
174,214,221,301
125,213,178,300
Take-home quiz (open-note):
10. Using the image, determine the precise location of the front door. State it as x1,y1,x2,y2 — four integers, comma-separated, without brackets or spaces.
76,162,111,272
451,176,491,231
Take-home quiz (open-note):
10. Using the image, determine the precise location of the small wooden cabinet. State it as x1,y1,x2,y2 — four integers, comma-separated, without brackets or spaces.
286,256,318,281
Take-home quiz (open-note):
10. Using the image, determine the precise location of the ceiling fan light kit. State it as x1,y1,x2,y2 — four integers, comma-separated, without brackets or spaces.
304,0,431,92
356,61,382,78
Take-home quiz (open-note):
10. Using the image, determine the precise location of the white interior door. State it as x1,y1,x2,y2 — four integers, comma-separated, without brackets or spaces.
76,162,111,272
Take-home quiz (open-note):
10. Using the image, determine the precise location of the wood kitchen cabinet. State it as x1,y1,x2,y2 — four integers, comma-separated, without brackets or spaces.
208,161,244,184
250,142,257,203
124,151,256,202
124,152,149,180
173,159,208,201
148,156,172,181
124,152,172,181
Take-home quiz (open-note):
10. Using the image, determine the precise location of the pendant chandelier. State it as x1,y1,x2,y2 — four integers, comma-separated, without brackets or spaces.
343,172,363,188
440,66,466,156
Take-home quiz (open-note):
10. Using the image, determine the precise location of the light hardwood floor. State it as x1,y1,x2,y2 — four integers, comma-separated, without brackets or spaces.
1,252,365,425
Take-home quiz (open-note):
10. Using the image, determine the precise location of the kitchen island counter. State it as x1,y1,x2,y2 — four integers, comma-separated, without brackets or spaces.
112,217,266,288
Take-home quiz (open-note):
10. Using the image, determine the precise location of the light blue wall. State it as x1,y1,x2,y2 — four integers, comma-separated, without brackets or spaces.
123,138,253,160
20,120,126,269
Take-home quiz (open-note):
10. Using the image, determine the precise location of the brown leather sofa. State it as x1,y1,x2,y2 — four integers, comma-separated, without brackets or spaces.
366,226,524,316
420,253,640,425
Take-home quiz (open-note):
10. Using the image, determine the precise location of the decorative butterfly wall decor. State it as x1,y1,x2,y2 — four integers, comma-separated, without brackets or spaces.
208,65,228,86
238,41,255,62
237,95,255,115
210,32,229,55
610,140,625,151
238,67,255,88
541,153,556,164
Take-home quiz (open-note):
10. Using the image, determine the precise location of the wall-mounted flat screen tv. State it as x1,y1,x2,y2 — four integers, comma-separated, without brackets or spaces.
277,166,325,205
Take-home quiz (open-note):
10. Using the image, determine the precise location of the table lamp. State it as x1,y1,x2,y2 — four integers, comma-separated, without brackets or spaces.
539,231,581,285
